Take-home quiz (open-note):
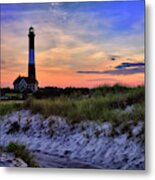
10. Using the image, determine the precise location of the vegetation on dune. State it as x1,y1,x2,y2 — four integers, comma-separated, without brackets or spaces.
6,142,38,167
0,85,144,138
23,85,145,125
0,85,144,127
0,101,23,116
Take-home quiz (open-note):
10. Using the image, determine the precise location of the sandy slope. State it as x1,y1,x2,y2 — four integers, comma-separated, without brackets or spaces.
0,110,144,169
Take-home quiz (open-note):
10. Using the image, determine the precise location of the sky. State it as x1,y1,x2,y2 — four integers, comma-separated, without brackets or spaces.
0,0,145,88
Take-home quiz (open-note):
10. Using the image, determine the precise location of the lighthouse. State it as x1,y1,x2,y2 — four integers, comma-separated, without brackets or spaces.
28,26,36,79
13,27,38,92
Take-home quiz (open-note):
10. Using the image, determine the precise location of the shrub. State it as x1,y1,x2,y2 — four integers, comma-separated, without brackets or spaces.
6,142,38,167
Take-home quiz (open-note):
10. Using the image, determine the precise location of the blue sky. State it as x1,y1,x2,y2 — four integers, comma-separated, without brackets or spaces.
1,1,145,87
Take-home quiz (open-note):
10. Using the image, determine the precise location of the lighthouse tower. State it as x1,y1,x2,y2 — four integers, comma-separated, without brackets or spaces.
28,27,36,79
13,27,38,92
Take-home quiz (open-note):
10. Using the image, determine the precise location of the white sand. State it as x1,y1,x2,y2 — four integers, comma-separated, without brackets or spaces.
0,110,144,169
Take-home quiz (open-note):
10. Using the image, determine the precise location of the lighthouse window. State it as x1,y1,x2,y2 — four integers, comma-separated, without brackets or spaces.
30,28,34,32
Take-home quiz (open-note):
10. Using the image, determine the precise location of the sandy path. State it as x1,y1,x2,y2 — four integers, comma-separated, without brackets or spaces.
33,151,102,169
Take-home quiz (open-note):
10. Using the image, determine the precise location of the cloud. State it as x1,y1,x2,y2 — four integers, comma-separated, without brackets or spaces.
77,67,144,75
103,67,144,75
1,2,145,87
87,78,116,82
77,61,145,75
1,2,144,62
116,62,145,69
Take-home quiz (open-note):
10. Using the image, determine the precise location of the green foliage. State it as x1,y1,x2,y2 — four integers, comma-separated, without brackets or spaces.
0,101,23,116
91,84,129,96
24,86,144,126
6,142,38,167
5,93,22,98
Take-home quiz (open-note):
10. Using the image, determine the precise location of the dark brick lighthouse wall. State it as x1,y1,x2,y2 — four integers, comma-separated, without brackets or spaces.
28,27,36,80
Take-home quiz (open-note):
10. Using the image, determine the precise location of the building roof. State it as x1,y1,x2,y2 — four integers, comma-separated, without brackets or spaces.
13,76,38,85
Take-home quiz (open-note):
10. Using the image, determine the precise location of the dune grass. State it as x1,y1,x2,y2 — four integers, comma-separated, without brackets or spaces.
6,142,38,167
0,85,144,126
24,86,144,125
0,101,23,116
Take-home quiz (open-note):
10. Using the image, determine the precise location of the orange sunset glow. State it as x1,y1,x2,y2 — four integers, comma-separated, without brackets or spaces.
1,1,145,88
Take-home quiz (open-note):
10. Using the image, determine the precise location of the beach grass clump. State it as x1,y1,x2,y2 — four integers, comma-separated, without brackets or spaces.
0,101,23,116
6,142,38,167
24,86,144,126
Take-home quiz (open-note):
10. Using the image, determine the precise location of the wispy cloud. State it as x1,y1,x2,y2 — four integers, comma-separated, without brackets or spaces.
87,78,116,82
1,1,145,87
103,67,144,75
77,62,145,75
116,62,145,69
